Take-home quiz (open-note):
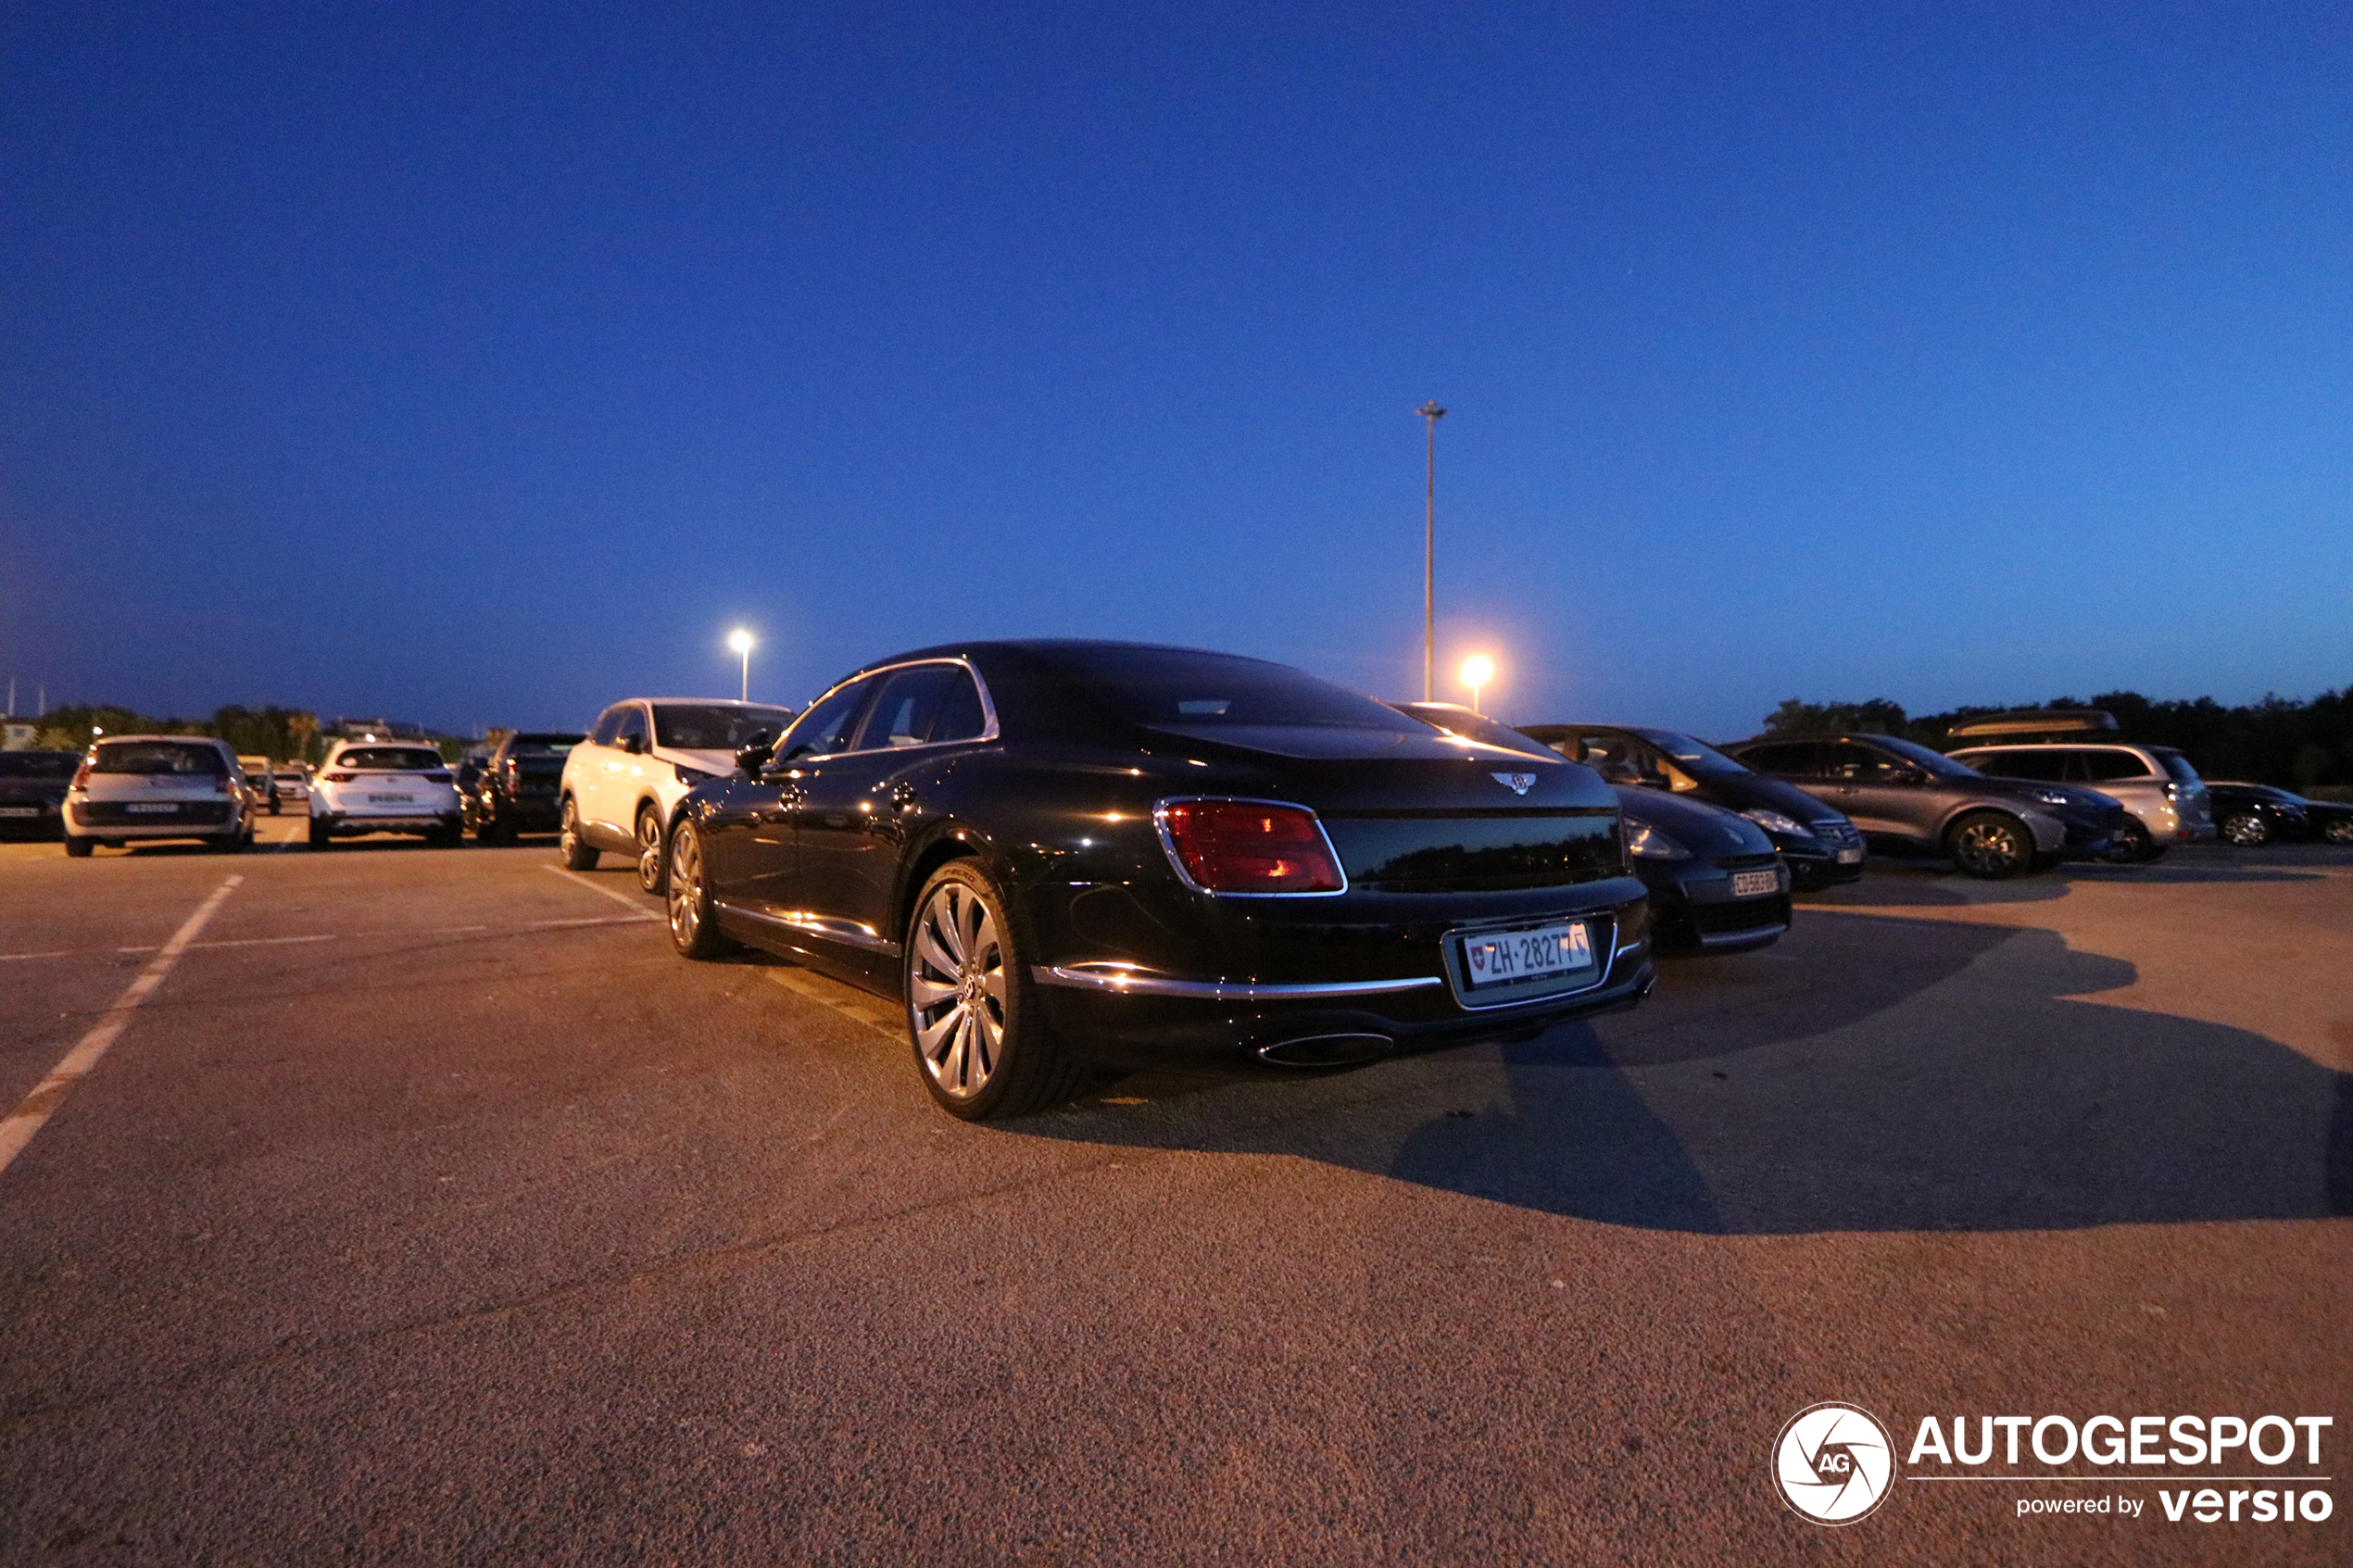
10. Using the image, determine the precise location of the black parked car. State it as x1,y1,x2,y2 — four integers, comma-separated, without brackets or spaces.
1720,733,2130,878
2204,782,2334,847
461,732,585,843
1518,722,1867,889
1395,705,1790,954
663,643,1657,1120
0,750,80,839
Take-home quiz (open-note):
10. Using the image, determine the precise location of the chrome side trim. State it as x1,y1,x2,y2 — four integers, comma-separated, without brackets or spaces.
1030,962,1443,1000
714,900,903,958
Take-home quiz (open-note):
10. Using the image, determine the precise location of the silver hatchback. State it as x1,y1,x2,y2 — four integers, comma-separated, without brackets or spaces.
1946,743,2215,860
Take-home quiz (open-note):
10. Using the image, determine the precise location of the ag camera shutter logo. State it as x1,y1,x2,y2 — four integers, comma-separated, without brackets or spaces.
1774,1402,1899,1524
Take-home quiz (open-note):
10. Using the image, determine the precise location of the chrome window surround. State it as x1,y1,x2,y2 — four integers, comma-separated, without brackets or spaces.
1031,961,1440,999
769,657,1001,768
1151,796,1349,898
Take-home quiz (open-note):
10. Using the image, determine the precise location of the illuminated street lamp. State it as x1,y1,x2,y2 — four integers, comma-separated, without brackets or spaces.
1459,654,1494,717
727,629,755,702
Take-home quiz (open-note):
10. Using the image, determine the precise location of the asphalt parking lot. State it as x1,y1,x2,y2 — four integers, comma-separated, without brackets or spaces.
2,822,2347,1564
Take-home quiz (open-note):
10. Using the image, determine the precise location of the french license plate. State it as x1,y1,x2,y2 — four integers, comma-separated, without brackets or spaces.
125,802,179,815
367,794,415,804
1836,847,1863,863
0,806,38,817
1731,869,1780,897
1458,920,1593,989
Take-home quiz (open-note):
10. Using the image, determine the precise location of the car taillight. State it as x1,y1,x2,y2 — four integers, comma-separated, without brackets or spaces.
324,771,356,783
1157,800,1343,894
70,762,91,791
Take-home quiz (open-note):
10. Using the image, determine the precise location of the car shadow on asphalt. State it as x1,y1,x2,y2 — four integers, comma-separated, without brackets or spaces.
1023,910,2353,1233
1807,859,2329,907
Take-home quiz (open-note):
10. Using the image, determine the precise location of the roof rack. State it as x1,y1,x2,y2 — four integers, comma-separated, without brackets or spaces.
1946,709,2118,740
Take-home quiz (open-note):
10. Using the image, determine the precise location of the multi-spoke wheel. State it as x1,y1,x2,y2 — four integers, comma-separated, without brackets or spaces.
2325,817,2353,846
635,806,667,894
2221,812,2269,847
2114,817,2159,863
666,820,733,960
903,861,1084,1120
1946,810,2035,879
559,796,598,870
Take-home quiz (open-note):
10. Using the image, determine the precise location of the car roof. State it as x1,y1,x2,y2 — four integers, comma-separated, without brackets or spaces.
1948,740,2152,751
92,734,230,747
610,696,795,707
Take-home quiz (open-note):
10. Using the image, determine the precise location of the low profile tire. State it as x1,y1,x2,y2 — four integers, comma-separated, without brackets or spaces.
429,822,463,848
493,810,519,847
2325,818,2353,847
63,834,94,859
2221,812,2269,847
903,860,1086,1121
1946,811,2035,879
635,806,667,895
665,820,736,960
559,797,598,870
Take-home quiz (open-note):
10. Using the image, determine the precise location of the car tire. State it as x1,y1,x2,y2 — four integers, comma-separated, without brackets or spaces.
635,805,667,895
2115,818,2158,862
492,809,519,847
665,820,736,960
214,831,247,855
308,818,333,849
2325,818,2353,846
64,834,94,859
559,797,598,870
2221,812,2269,847
1946,811,2035,879
430,822,463,848
903,860,1087,1121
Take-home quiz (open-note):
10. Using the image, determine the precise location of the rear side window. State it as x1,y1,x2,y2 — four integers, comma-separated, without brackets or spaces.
1967,749,2067,782
2151,748,2202,784
854,664,988,750
1828,741,1906,782
336,747,444,771
92,741,225,775
2082,749,2156,782
1738,742,1825,776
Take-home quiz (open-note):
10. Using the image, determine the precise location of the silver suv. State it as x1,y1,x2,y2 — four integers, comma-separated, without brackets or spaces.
1945,743,2214,861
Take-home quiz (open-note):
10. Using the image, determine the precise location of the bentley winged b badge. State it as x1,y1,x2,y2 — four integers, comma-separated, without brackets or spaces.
1491,771,1537,796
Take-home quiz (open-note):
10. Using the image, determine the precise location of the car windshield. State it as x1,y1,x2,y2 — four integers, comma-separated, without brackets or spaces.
651,705,799,750
1869,734,1978,778
0,752,80,778
92,741,224,775
336,747,445,771
2151,748,2202,784
1043,646,1423,734
507,734,584,756
1625,728,1752,777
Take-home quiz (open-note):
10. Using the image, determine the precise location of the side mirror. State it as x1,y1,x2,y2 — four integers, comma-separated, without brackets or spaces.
735,729,776,775
622,734,645,756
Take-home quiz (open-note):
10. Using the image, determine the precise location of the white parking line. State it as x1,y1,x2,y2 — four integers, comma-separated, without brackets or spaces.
0,873,241,1177
545,866,663,921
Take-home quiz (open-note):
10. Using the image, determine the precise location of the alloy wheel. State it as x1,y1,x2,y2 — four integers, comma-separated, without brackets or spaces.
1952,815,2027,877
2326,819,2353,846
908,881,1007,1099
636,809,665,892
668,825,701,947
2222,813,2268,847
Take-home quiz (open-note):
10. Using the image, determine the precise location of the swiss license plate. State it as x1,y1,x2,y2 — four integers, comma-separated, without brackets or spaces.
367,794,414,804
1458,920,1593,989
1836,847,1863,863
0,806,38,817
1731,869,1780,897
125,803,179,815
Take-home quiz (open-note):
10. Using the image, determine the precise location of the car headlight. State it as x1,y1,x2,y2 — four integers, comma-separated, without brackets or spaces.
1741,809,1808,837
2033,791,2075,808
1623,821,1691,860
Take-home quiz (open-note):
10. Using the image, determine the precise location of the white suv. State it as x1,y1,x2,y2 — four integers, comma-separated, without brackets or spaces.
62,735,257,857
309,740,463,848
560,698,798,891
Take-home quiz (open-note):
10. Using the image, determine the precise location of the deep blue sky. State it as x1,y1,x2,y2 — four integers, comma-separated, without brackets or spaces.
3,2,2345,737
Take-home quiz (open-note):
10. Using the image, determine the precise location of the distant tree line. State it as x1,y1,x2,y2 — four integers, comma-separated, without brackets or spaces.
31,704,324,764
1759,686,2353,794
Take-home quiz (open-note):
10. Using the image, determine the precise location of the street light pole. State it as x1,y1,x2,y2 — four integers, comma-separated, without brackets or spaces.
1417,401,1446,701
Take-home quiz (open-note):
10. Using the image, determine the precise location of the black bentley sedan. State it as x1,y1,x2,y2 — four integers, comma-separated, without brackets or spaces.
663,642,1657,1119
1395,705,1788,953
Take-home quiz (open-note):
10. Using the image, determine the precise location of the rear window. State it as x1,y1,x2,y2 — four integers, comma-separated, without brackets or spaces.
507,734,583,756
1039,646,1421,734
651,704,799,750
2151,748,2202,784
92,741,224,775
0,752,80,779
1627,729,1753,777
335,747,445,771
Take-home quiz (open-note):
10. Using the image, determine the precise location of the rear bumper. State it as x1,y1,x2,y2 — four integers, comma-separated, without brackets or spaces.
314,811,461,835
66,800,238,837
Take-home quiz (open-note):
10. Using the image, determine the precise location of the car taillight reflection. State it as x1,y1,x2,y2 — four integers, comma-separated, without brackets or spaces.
1157,800,1344,894
324,771,357,783
70,762,91,791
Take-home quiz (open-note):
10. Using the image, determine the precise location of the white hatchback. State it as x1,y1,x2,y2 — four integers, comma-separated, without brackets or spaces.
62,735,258,857
560,697,798,891
309,740,463,848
